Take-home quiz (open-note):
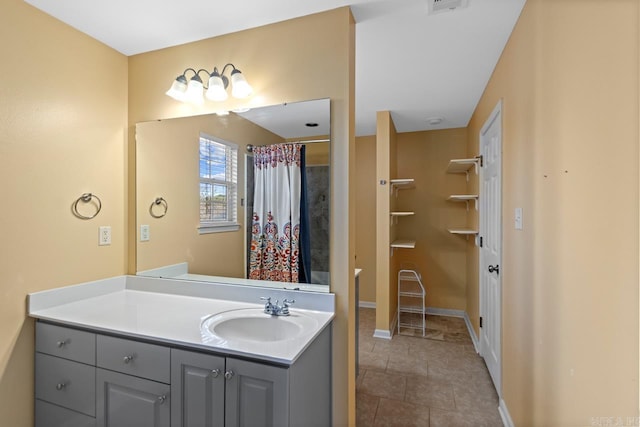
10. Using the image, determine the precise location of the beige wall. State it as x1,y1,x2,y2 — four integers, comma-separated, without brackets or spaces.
136,113,282,277
396,129,468,310
0,1,128,425
355,136,377,303
128,8,356,425
375,111,399,331
466,0,639,423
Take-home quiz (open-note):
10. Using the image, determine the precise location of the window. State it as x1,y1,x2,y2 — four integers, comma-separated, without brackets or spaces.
198,134,239,233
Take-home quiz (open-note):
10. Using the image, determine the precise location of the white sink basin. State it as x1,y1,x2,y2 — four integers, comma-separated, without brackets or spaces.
201,308,319,343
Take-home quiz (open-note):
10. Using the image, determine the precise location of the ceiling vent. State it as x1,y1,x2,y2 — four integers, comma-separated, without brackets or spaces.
427,0,470,15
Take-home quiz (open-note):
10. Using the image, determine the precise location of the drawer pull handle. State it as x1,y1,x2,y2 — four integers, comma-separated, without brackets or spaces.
56,340,68,348
211,369,221,378
224,370,234,380
55,382,66,391
123,355,134,364
157,395,167,404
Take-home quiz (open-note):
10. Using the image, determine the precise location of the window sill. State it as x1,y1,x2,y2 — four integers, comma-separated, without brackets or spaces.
198,223,241,234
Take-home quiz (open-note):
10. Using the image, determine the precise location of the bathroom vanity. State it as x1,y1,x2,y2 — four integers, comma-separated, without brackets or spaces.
29,276,334,427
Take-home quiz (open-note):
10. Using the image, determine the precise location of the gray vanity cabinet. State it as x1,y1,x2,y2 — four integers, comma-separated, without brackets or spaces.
96,368,170,427
170,349,288,427
35,321,331,427
95,334,171,427
224,357,289,427
171,349,225,427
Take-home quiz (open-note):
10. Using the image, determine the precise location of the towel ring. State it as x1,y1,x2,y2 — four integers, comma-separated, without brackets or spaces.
72,193,102,220
150,197,168,218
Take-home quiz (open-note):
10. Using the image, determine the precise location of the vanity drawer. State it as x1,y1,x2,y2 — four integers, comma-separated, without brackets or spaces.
36,399,96,427
36,322,96,365
97,335,170,383
35,353,96,417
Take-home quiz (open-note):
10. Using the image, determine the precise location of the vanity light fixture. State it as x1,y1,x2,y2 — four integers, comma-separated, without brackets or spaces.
166,63,253,104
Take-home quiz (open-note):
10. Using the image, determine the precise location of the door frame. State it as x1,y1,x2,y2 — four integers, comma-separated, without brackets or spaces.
478,99,503,396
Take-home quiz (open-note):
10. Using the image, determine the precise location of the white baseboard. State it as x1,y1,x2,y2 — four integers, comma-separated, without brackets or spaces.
359,301,376,309
498,399,514,427
463,312,480,353
425,307,465,317
373,329,392,340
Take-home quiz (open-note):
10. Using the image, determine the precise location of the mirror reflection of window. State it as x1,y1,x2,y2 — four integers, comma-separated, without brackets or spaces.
198,134,240,233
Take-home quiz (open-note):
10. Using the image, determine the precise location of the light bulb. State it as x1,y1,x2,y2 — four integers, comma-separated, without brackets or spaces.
230,70,253,99
206,74,228,101
165,75,188,102
184,77,204,105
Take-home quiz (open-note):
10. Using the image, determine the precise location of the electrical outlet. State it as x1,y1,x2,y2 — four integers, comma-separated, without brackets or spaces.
99,226,111,246
140,225,150,242
515,208,523,230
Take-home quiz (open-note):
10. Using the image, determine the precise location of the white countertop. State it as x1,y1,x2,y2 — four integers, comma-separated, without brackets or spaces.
29,276,334,365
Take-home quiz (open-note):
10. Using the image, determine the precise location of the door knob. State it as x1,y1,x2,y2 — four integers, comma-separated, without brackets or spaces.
224,370,235,380
488,265,499,274
211,369,221,378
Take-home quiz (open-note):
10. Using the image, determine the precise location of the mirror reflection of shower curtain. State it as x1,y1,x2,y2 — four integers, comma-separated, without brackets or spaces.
249,143,311,283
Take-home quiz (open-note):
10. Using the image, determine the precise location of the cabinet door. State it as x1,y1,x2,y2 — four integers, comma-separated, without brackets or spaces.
171,349,225,427
96,368,170,427
36,399,96,427
224,358,289,427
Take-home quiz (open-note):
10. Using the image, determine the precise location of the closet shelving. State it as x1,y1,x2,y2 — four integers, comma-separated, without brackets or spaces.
389,178,415,196
446,157,481,180
390,239,416,256
389,178,416,252
446,157,480,238
447,194,478,211
397,269,426,337
447,228,478,235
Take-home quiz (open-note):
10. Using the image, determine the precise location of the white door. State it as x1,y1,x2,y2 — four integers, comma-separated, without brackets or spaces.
479,100,502,396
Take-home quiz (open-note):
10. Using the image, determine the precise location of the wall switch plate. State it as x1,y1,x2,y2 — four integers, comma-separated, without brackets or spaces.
140,224,150,242
515,208,523,230
99,226,111,246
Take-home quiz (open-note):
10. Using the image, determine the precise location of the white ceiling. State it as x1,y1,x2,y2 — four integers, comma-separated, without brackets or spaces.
24,0,526,137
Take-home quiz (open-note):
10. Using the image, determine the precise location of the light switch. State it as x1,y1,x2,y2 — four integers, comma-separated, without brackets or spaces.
515,208,523,230
140,225,150,242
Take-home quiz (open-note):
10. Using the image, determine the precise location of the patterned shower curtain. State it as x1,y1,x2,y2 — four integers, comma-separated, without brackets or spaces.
249,143,303,282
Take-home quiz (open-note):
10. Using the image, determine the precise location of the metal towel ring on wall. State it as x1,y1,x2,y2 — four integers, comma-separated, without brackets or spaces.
149,197,168,218
72,193,102,220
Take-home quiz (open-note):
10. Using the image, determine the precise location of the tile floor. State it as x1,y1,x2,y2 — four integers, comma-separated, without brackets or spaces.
357,308,503,426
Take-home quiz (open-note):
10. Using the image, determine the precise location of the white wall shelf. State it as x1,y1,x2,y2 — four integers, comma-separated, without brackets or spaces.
390,211,414,225
390,239,416,255
446,157,480,180
447,228,478,241
447,194,478,211
447,228,478,235
389,178,415,195
390,239,416,248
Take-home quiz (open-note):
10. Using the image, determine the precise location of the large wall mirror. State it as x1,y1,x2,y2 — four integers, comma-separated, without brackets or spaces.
136,98,330,291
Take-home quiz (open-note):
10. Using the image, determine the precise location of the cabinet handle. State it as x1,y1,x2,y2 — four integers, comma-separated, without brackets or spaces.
224,370,234,380
211,369,221,378
56,340,67,348
157,395,167,405
123,355,134,364
55,382,66,391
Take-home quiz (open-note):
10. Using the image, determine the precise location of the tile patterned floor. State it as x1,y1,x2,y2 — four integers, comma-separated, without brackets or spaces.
357,308,503,426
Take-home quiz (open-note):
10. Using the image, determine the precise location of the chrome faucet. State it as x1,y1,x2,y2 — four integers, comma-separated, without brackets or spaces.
260,297,295,316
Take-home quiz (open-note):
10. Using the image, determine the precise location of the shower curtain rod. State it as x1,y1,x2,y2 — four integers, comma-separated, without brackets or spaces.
246,138,330,152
